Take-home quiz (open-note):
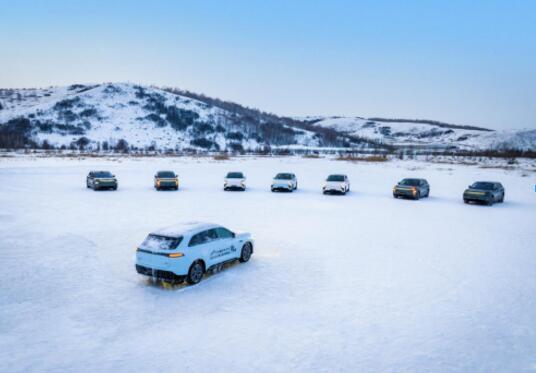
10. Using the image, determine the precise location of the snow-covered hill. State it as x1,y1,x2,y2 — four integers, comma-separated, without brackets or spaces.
304,116,536,151
0,83,336,151
0,83,534,152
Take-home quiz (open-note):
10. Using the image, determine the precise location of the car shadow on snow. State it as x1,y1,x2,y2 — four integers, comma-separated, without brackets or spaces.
140,260,243,291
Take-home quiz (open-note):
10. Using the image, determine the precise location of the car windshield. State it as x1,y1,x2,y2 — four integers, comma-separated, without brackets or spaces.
226,172,244,178
157,171,175,178
399,179,420,186
94,171,113,178
275,173,293,180
327,175,345,182
471,182,495,190
140,234,182,251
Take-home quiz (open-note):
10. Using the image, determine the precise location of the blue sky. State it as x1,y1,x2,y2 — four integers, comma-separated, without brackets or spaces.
0,0,535,129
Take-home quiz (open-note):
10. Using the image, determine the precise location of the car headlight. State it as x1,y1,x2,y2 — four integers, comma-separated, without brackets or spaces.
288,182,292,187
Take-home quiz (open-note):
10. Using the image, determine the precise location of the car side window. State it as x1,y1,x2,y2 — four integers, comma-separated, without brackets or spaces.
189,231,207,247
206,229,219,242
216,227,234,239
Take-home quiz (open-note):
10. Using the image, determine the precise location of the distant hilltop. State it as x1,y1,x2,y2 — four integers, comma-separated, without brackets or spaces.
0,82,534,152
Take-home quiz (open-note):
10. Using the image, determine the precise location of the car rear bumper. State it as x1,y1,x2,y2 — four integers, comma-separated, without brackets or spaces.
135,264,186,282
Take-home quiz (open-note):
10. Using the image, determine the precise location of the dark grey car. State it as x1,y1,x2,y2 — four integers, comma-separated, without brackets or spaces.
463,181,504,205
393,178,430,200
86,171,117,190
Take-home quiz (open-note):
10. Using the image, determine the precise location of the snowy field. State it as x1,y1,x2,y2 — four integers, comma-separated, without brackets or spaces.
1,155,535,372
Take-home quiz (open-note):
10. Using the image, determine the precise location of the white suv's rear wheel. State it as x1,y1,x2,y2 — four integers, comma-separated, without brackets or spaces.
187,261,205,284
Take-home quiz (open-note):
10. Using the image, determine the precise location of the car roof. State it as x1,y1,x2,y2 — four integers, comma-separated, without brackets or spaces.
151,222,220,238
328,174,347,177
90,170,111,173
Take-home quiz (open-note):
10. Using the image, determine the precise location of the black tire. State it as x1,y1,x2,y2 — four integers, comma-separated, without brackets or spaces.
239,243,253,263
415,191,420,200
487,199,494,206
323,191,327,195
112,186,117,191
464,199,469,204
295,183,298,190
499,194,504,203
186,261,205,284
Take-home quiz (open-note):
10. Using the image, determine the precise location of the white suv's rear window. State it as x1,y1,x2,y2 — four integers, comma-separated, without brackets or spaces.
141,234,182,251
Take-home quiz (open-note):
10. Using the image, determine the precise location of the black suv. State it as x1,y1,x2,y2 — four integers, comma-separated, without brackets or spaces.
463,181,504,205
393,178,430,200
86,171,117,190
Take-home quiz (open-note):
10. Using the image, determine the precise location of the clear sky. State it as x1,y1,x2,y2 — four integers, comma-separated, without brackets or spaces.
0,0,535,130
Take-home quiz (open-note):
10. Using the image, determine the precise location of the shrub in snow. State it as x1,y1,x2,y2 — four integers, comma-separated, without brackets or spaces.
53,97,81,111
191,138,219,150
166,107,199,131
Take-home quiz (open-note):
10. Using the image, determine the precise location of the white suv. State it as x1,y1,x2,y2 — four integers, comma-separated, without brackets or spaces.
323,174,350,195
271,173,297,192
136,222,254,285
224,172,246,191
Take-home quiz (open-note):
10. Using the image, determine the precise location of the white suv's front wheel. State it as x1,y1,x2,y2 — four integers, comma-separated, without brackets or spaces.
239,243,252,263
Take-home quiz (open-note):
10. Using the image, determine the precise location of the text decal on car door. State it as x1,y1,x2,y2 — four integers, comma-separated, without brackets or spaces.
210,245,237,260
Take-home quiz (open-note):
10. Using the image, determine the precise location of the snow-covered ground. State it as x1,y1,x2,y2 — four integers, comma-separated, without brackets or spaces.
1,156,535,372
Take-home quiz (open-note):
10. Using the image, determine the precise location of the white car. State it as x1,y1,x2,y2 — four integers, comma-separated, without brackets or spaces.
323,174,350,195
135,222,254,285
271,173,297,192
224,172,246,191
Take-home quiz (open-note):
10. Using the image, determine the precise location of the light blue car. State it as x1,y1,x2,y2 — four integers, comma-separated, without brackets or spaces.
135,222,254,285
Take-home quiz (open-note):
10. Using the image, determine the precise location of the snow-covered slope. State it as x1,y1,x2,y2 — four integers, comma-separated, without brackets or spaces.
305,116,536,151
1,84,534,152
0,83,323,151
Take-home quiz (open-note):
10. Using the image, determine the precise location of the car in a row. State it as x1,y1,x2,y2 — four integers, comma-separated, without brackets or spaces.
86,170,505,205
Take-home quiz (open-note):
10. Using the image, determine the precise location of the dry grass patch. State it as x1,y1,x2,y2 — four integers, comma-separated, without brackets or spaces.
213,154,231,161
336,155,389,162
